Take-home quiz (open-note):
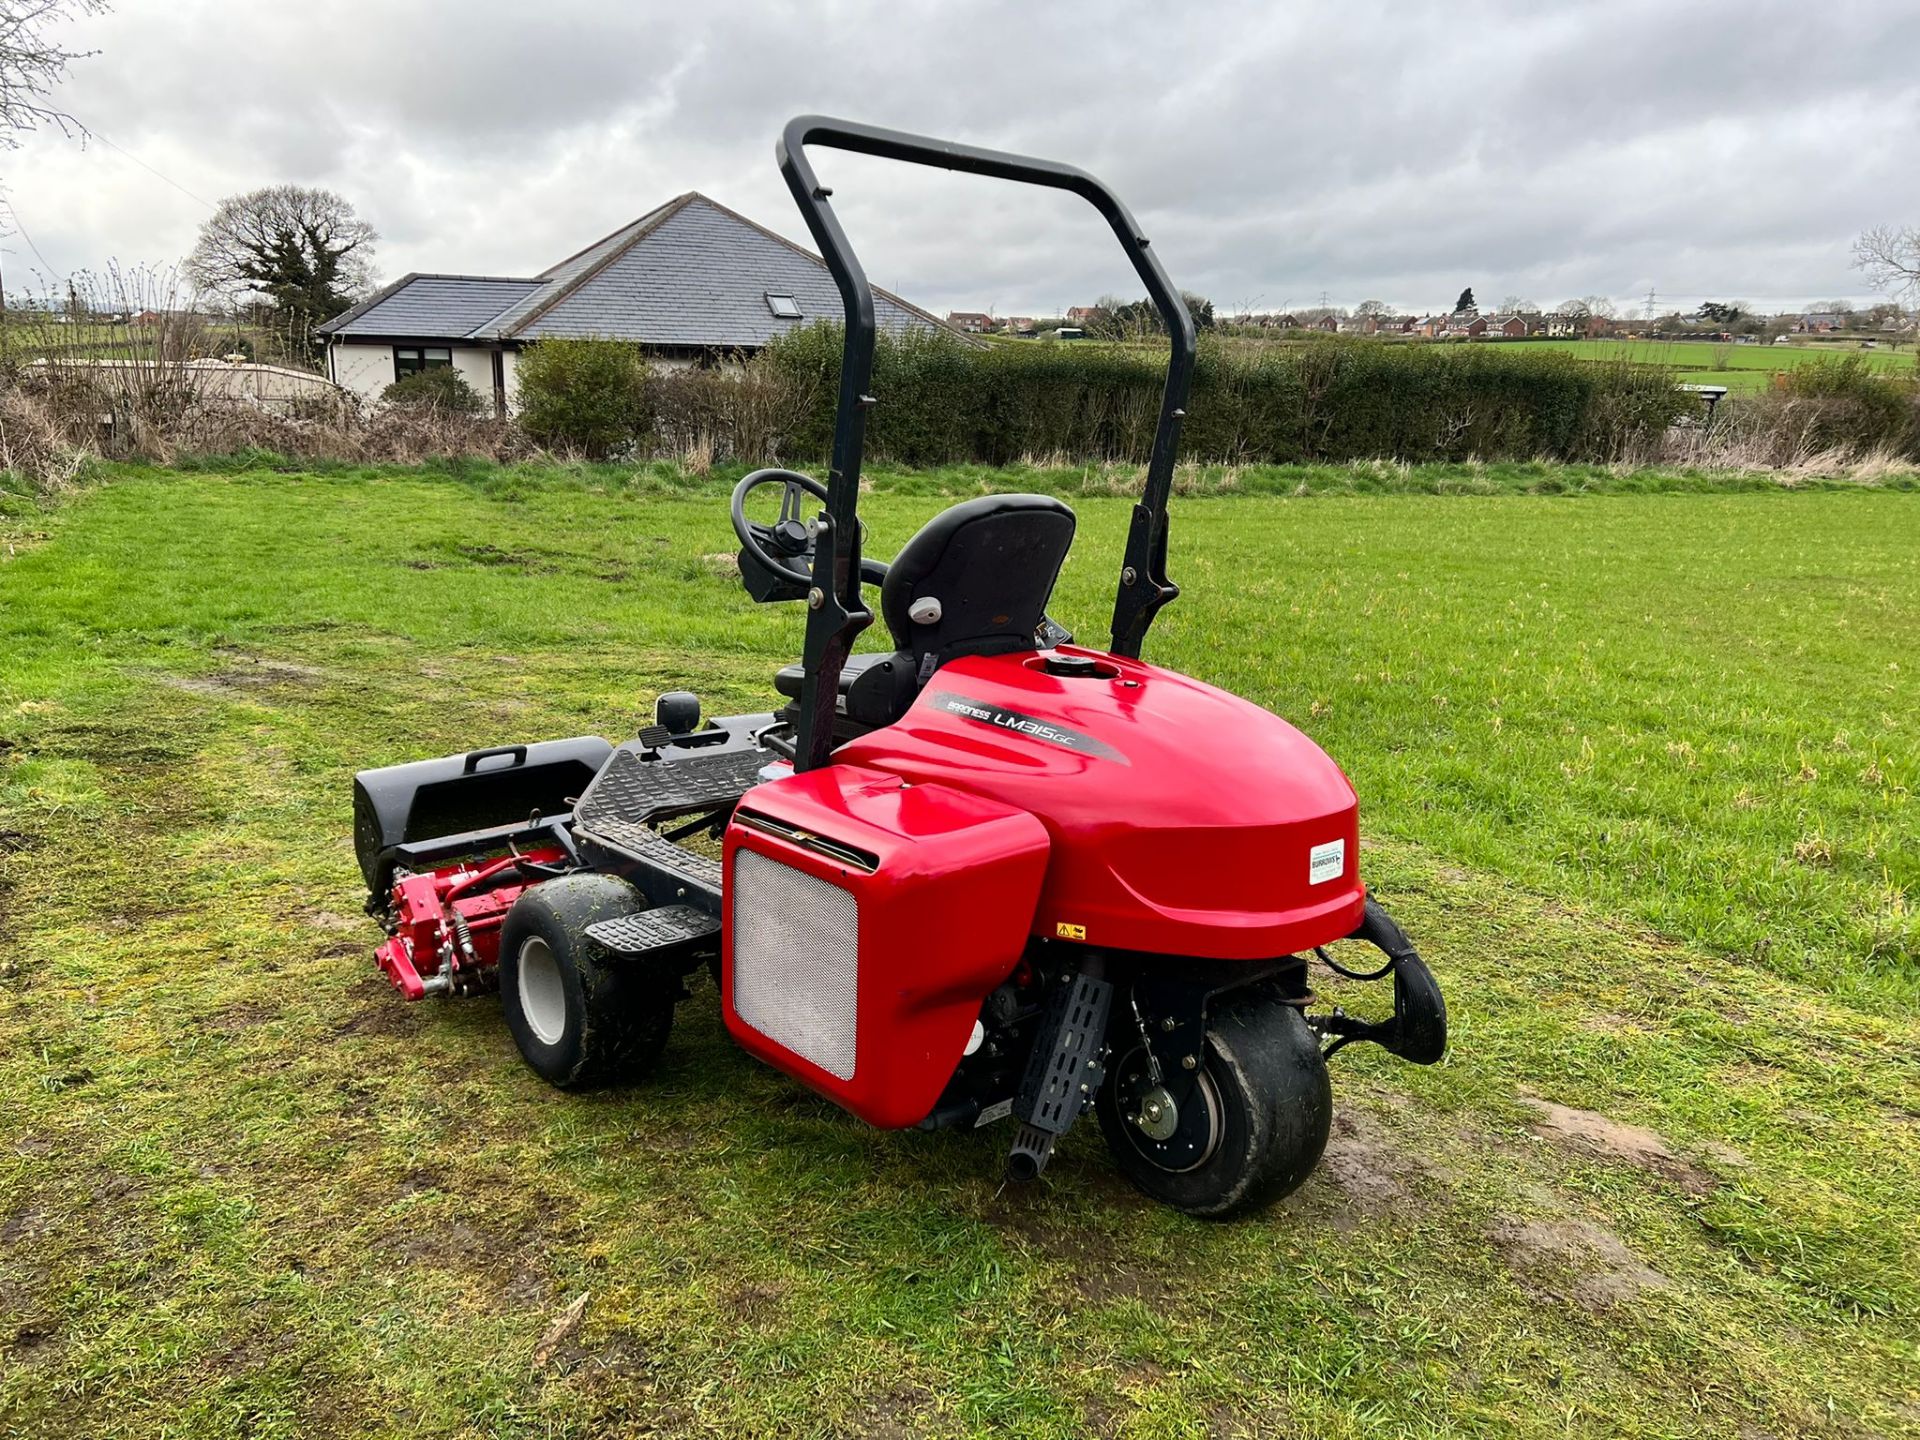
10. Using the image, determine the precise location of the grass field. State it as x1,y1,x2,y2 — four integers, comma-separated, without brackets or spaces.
2,462,1916,1438
1522,338,1918,391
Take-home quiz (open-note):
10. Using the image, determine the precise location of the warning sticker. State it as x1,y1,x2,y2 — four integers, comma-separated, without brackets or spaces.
1309,839,1346,885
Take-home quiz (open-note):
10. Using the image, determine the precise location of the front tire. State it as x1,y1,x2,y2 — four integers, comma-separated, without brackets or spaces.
1097,991,1332,1219
498,874,676,1089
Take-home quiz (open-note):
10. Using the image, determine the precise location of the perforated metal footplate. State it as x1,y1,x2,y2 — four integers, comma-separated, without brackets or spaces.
574,745,769,830
573,817,723,892
585,903,720,956
1018,973,1114,1136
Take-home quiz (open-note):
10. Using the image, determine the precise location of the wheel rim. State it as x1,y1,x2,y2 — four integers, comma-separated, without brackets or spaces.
1111,1047,1225,1173
517,935,567,1047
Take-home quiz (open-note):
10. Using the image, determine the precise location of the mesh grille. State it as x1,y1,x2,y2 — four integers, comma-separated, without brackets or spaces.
731,849,860,1080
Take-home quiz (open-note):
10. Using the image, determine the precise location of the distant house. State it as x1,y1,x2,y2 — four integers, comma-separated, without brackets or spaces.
1065,306,1105,326
1482,315,1530,339
1543,311,1588,338
1311,314,1340,332
947,311,996,333
1410,316,1447,338
1337,315,1378,335
1442,314,1487,338
1004,316,1036,335
1796,312,1843,334
316,191,953,412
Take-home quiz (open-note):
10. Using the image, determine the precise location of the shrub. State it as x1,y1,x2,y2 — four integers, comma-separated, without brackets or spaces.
380,366,483,415
1772,356,1920,455
762,325,1692,466
515,338,650,457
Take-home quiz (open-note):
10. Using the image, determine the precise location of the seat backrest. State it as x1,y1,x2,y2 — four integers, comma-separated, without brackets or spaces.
878,494,1076,671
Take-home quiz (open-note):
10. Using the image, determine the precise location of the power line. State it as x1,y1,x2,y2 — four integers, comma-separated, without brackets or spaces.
2,203,60,276
89,131,215,210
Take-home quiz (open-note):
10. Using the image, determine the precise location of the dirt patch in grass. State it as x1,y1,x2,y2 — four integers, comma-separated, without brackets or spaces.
206,999,275,1032
1317,1109,1428,1223
333,977,424,1037
1070,1254,1176,1307
1519,1096,1720,1196
850,1386,933,1440
146,652,327,700
720,1279,787,1327
1490,1215,1671,1311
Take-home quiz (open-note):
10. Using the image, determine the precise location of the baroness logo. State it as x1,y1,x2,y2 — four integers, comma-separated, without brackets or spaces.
929,692,1128,764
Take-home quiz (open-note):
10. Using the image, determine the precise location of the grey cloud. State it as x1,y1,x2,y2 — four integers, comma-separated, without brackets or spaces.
7,0,1915,315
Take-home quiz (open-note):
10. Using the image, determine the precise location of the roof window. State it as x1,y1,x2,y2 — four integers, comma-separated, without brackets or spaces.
765,292,802,319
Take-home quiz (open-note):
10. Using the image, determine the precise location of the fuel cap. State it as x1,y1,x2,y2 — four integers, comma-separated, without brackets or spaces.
1042,654,1103,677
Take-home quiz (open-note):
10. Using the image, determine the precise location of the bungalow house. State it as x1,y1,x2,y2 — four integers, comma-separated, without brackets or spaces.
317,192,951,412
947,311,995,333
1795,312,1842,334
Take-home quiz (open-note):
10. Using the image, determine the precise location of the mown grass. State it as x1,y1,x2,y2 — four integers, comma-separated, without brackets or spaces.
1,464,1916,1438
1524,338,1919,392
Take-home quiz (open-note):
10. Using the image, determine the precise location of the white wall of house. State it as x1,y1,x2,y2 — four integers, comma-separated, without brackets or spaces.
328,339,709,414
328,340,508,410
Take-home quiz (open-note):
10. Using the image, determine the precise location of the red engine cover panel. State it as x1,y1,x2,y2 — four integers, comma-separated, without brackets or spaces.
836,648,1365,960
721,765,1049,1129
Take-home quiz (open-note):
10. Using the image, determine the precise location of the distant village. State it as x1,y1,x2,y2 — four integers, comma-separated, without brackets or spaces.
946,297,1917,344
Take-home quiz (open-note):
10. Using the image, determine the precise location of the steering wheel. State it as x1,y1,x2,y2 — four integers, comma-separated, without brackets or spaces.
732,468,828,590
731,467,890,591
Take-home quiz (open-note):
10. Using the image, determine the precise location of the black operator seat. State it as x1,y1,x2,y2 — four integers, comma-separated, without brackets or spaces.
773,493,1076,727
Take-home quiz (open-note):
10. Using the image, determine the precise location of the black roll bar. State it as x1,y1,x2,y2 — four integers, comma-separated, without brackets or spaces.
776,115,1197,771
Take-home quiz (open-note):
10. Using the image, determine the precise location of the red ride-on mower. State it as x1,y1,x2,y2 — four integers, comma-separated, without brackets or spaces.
352,117,1446,1217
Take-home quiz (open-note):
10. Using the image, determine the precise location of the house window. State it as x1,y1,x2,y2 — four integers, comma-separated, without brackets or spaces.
394,346,452,379
764,293,802,319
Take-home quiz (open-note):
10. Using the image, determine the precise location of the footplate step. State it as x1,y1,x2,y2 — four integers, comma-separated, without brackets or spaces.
585,903,720,957
1006,970,1113,1181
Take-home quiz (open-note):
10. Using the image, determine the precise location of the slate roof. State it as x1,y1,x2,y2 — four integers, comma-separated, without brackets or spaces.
319,275,545,338
317,193,951,348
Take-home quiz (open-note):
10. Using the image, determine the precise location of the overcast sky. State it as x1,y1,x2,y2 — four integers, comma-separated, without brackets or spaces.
9,0,1918,318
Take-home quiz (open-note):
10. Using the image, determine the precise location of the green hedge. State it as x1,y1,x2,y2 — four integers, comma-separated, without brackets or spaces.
516,338,651,457
760,327,1690,466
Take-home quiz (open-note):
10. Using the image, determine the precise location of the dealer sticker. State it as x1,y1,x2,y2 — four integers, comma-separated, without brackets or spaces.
1309,839,1346,885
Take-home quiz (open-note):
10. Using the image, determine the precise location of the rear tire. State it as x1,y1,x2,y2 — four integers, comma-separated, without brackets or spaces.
498,874,676,1089
1097,992,1331,1219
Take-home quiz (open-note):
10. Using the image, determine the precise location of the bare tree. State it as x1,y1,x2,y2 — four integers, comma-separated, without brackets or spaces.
0,0,105,147
1498,295,1536,314
1355,298,1391,317
1579,295,1618,320
1854,225,1919,305
187,185,377,360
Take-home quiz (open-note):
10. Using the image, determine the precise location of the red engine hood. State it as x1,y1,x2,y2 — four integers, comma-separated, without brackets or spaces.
835,648,1364,960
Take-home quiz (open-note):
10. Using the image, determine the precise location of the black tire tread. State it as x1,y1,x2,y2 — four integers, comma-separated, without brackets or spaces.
1097,990,1332,1219
499,874,677,1089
